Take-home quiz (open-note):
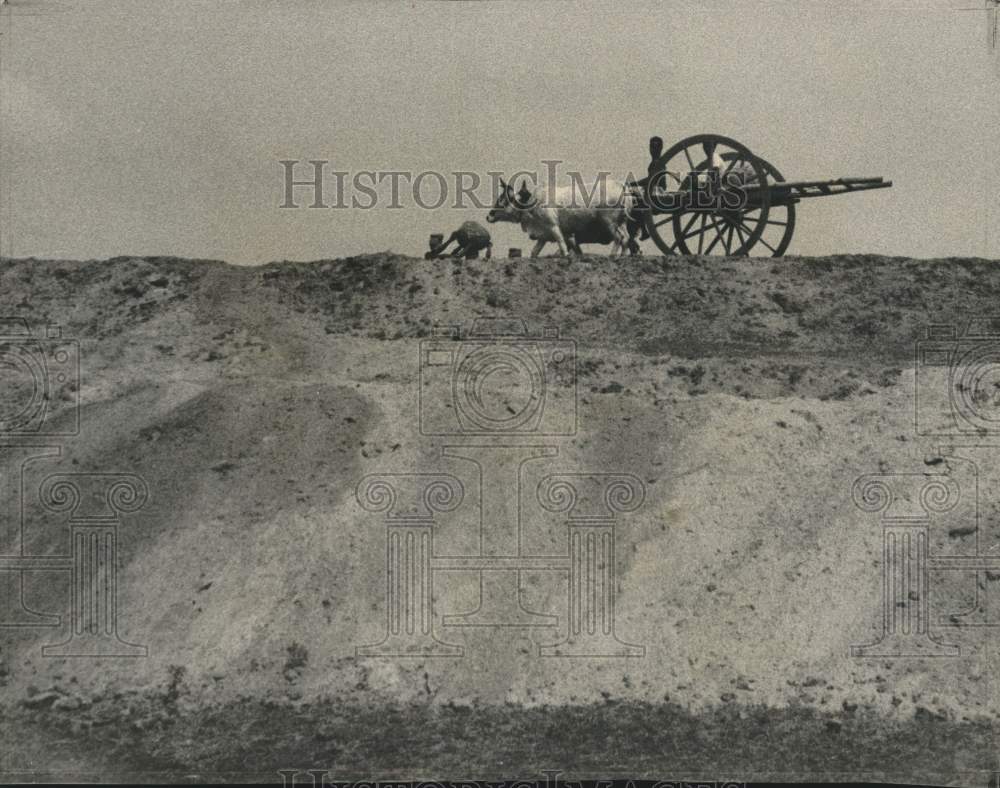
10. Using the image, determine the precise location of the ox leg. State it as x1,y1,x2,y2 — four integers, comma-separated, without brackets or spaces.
530,238,547,258
615,227,629,258
549,226,569,257
626,219,641,256
604,217,626,258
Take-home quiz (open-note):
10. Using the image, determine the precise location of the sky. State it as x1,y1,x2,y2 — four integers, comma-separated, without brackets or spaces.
0,0,998,264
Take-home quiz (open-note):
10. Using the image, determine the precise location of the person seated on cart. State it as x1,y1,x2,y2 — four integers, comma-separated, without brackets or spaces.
629,136,665,242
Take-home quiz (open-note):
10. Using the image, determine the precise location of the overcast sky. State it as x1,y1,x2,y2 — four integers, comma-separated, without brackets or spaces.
1,0,997,263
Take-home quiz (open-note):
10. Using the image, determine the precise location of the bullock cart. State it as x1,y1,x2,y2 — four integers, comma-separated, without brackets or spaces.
633,133,893,257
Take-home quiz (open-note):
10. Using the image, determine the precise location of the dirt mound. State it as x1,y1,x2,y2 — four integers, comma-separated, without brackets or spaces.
2,253,999,782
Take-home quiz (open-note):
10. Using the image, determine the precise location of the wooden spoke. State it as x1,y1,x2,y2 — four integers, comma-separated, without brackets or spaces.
750,229,778,254
704,216,727,254
675,212,699,238
661,134,772,257
734,223,747,249
734,221,772,255
742,154,794,256
681,214,719,242
722,152,794,256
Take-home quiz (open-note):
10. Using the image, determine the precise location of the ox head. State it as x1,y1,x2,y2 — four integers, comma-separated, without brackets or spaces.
486,178,535,224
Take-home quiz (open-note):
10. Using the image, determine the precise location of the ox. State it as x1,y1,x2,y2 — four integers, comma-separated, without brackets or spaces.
486,178,639,258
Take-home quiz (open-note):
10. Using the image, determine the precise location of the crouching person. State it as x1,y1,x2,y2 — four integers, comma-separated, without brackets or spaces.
426,220,492,260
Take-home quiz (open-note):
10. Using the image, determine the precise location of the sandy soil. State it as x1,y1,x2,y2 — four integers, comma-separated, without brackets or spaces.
1,252,1000,784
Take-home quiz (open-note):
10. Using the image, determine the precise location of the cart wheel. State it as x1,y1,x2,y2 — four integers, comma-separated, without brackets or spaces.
642,134,771,257
727,154,795,257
